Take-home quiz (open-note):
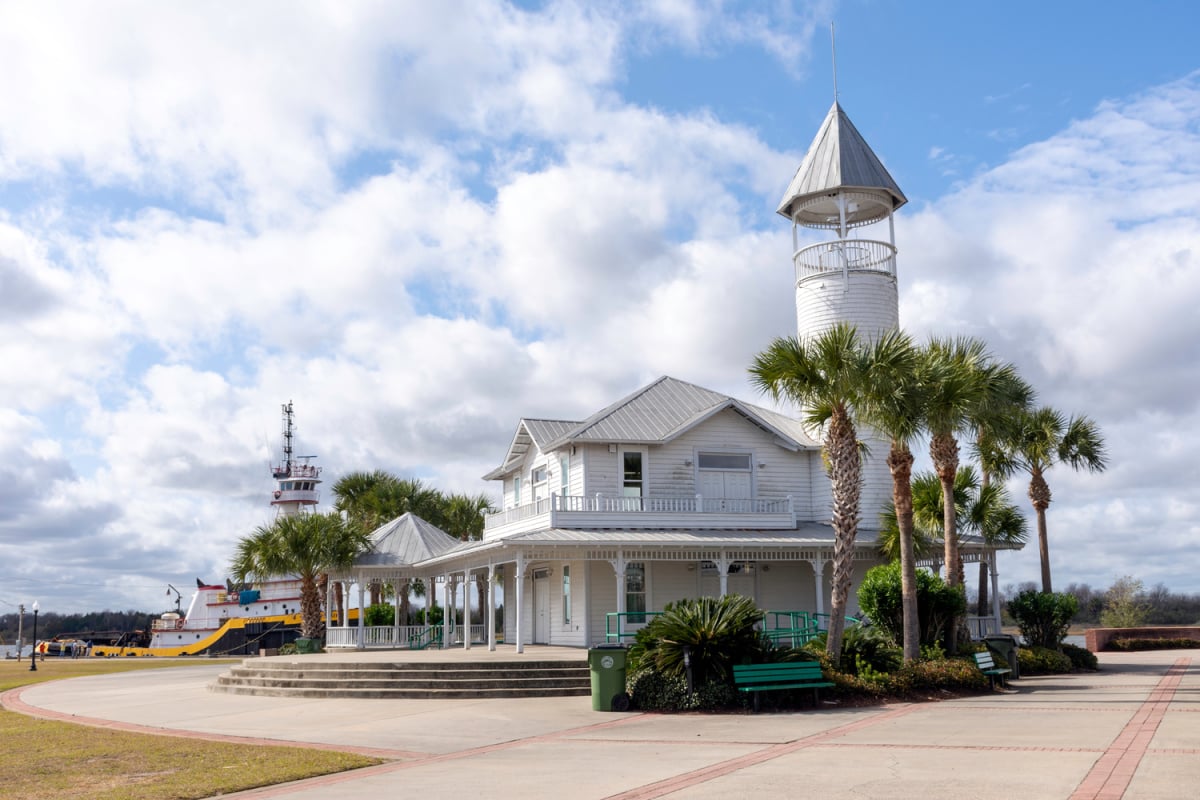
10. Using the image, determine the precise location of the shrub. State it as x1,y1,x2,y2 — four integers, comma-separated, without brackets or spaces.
1007,590,1078,649
365,603,395,626
1017,646,1072,674
1060,642,1099,670
1108,637,1200,651
627,595,766,684
857,562,966,647
627,667,740,711
1100,576,1151,628
277,643,298,655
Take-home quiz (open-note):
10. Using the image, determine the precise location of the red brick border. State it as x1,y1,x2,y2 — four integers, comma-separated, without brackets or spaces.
1069,657,1190,800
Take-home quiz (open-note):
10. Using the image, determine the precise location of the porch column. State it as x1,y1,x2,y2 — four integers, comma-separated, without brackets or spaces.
608,552,628,645
356,580,365,650
487,564,497,652
716,553,730,598
514,555,526,654
807,558,826,617
425,576,432,634
393,582,401,649
989,550,1002,633
325,580,334,634
442,573,451,649
463,569,472,651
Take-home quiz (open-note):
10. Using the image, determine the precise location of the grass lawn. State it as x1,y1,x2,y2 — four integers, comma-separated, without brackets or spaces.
0,657,383,800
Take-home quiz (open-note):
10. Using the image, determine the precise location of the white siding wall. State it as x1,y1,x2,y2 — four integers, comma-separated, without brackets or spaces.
756,562,808,611
575,411,814,513
588,560,618,645
796,271,897,526
650,562,696,607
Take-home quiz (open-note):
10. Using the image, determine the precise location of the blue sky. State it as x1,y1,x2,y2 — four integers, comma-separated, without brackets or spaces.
2,1,1199,614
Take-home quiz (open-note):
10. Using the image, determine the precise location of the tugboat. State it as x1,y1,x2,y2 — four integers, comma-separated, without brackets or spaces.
91,402,334,657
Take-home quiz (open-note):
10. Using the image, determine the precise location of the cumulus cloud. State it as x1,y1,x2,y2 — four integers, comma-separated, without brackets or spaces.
1,4,1197,613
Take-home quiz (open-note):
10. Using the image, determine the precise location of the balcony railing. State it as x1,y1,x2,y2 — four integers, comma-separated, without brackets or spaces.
793,239,896,283
485,493,795,531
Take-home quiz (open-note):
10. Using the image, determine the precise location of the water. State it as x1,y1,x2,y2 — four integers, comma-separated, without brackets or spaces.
1,644,26,659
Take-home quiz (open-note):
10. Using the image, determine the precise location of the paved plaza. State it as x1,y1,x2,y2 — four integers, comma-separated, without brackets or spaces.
3,647,1197,799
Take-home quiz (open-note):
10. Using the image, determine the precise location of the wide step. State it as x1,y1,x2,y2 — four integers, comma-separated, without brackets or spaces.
210,659,592,699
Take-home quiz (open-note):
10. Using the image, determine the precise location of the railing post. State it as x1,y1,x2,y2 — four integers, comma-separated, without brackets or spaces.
696,494,703,513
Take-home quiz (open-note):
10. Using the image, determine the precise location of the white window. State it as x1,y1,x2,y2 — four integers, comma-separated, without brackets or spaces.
512,475,521,508
532,465,547,503
562,565,571,626
625,562,646,622
559,455,569,496
621,451,644,498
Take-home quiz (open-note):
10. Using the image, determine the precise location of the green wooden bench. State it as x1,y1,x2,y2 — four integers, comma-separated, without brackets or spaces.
973,650,1012,689
732,661,834,711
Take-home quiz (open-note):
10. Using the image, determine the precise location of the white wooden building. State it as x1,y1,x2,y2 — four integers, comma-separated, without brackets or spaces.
326,101,1012,651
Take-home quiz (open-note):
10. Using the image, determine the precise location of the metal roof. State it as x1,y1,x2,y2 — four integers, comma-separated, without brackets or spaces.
483,377,820,480
354,512,461,566
777,101,907,224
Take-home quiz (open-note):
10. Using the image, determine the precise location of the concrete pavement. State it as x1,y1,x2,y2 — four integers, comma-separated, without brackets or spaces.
3,647,1197,799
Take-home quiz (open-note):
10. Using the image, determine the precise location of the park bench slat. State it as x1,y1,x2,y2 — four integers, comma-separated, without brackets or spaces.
973,651,1012,689
733,661,831,711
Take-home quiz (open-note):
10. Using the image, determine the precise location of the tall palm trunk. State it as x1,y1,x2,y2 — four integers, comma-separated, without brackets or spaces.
930,432,961,652
299,574,323,639
887,443,920,663
824,409,862,661
977,469,990,618
1029,467,1053,592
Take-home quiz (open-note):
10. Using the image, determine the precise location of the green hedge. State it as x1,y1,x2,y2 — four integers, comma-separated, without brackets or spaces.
1107,637,1200,651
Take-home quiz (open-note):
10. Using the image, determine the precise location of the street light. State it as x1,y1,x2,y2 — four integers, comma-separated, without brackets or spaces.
29,601,39,672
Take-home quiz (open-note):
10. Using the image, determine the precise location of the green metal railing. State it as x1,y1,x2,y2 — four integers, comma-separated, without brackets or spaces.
408,625,444,650
604,611,663,642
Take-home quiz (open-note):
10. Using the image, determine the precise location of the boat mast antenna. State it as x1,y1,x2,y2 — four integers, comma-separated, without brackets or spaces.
830,22,839,104
281,401,295,474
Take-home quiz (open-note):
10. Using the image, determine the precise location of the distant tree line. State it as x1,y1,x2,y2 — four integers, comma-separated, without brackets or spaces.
0,609,159,642
1001,579,1200,626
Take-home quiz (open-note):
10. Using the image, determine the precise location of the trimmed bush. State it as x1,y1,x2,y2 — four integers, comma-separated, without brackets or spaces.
627,667,741,711
1007,590,1078,649
1061,642,1099,670
1108,637,1200,651
1018,646,1072,675
857,562,966,647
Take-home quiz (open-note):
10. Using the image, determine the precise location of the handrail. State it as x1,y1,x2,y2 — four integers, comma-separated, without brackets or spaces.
604,611,663,642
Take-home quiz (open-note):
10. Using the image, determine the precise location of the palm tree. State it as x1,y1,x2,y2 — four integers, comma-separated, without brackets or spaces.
1008,407,1107,592
857,329,926,663
750,323,909,662
923,340,1027,584
230,511,372,639
966,480,1029,617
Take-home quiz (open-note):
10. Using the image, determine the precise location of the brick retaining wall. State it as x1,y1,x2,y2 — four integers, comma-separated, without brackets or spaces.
1086,626,1200,651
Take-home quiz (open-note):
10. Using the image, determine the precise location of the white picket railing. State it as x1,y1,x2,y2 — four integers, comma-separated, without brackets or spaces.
485,494,794,529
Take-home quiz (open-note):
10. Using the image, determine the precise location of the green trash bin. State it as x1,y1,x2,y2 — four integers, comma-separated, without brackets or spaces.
983,634,1020,679
588,646,629,711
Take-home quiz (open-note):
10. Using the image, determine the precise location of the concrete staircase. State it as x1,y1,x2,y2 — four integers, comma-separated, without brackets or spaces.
211,658,592,699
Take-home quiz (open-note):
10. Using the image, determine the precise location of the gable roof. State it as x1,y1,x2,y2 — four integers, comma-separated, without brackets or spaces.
354,512,461,567
777,101,907,224
483,376,818,480
482,418,581,481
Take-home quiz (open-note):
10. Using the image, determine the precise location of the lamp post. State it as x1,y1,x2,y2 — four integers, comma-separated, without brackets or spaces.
29,601,39,672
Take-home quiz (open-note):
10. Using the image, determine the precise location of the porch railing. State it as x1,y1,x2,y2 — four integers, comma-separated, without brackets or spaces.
604,611,664,642
486,493,794,530
326,624,450,649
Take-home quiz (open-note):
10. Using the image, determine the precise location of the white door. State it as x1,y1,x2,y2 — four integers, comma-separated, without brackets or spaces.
534,573,550,643
699,470,752,510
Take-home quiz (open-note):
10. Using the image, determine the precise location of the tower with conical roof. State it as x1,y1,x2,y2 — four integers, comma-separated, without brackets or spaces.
777,100,906,523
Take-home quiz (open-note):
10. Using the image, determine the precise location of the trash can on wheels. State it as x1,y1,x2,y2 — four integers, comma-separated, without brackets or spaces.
588,645,629,711
983,634,1020,679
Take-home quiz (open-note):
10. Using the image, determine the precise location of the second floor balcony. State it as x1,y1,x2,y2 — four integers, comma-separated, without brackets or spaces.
483,493,797,538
